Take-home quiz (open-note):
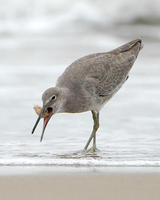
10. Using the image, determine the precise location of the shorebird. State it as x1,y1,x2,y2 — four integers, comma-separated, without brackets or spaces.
32,39,143,152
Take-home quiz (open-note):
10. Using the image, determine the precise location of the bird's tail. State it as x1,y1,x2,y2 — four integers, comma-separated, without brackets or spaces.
118,39,143,53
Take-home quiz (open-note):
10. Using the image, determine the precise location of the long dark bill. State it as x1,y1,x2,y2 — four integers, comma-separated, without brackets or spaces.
31,107,45,134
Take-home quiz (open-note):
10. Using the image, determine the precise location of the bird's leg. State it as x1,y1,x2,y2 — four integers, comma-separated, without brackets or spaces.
84,111,99,152
93,112,99,151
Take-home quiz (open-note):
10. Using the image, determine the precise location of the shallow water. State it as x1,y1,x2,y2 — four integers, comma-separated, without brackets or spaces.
0,32,160,167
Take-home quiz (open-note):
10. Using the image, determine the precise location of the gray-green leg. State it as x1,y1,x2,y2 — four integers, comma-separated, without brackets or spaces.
93,112,99,151
84,111,99,151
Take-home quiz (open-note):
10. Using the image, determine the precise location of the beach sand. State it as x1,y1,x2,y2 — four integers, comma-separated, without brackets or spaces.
0,167,160,200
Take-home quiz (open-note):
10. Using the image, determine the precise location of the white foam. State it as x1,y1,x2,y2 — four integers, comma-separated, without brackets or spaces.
1,157,160,167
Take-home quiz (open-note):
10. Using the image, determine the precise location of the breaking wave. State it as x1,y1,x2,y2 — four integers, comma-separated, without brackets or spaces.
0,0,160,34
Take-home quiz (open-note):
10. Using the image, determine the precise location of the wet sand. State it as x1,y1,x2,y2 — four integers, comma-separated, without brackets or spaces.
0,167,160,200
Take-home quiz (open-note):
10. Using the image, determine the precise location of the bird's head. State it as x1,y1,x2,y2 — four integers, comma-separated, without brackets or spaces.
32,87,65,141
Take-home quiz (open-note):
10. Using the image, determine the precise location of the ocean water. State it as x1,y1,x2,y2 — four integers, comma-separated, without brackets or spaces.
0,33,160,167
0,0,160,167
0,0,160,35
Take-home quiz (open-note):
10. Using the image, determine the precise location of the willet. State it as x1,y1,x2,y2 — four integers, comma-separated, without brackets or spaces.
32,39,143,152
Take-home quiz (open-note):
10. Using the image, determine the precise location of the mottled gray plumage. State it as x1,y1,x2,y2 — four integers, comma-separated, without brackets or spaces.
32,39,143,151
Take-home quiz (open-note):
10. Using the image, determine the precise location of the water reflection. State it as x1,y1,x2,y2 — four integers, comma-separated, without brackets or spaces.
59,149,102,159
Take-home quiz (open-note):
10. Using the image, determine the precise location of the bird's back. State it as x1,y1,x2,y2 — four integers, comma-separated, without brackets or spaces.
56,39,142,112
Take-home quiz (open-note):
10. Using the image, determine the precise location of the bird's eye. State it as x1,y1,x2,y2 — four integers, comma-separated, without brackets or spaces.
51,95,56,100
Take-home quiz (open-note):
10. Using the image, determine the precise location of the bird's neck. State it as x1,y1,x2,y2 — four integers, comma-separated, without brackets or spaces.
58,87,81,113
58,87,91,113
57,87,75,113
